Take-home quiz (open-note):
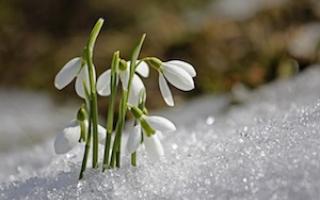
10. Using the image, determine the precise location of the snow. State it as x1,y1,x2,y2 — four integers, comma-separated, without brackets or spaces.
1,66,320,199
0,89,76,183
0,89,77,152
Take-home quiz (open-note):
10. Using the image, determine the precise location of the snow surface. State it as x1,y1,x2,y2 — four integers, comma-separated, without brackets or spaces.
2,66,320,199
0,89,76,152
0,89,77,183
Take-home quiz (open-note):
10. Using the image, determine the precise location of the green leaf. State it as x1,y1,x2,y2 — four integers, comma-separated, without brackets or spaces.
129,34,146,79
87,18,104,55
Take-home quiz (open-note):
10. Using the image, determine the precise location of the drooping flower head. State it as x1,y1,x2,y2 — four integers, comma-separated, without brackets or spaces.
96,60,149,106
126,106,176,160
54,57,94,99
54,119,107,154
145,58,196,106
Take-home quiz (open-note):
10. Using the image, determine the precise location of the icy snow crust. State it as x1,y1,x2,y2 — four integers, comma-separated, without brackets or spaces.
2,67,320,199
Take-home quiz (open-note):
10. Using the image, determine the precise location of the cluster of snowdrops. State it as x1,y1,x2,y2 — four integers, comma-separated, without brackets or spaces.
53,19,196,179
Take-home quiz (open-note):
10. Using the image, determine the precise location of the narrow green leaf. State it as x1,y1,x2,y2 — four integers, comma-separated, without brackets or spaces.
129,34,146,79
87,18,104,55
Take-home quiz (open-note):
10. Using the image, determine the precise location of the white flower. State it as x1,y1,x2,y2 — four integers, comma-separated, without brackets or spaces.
126,115,176,160
54,57,93,99
144,133,164,160
144,115,176,133
126,125,142,154
96,61,149,106
54,120,106,154
158,60,196,106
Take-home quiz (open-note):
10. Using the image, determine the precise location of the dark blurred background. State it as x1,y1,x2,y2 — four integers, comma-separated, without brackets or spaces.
1,0,320,109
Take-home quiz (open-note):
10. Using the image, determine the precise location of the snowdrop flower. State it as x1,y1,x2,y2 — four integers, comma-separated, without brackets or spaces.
54,120,106,154
146,59,196,106
126,115,176,160
54,57,93,99
96,60,149,106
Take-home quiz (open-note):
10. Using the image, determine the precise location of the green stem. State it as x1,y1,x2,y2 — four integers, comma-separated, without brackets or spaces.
102,51,119,171
131,152,137,166
109,95,126,168
141,57,162,71
79,103,93,180
116,96,127,168
103,133,112,169
85,18,104,168
130,119,139,167
109,34,146,168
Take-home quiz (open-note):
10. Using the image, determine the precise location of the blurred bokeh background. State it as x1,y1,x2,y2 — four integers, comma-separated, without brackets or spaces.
1,0,320,152
1,0,320,108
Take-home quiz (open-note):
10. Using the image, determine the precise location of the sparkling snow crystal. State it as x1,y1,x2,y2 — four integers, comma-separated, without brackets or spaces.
2,66,320,199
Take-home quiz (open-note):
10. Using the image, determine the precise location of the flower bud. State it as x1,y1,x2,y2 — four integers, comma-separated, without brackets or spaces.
119,59,128,71
77,105,87,122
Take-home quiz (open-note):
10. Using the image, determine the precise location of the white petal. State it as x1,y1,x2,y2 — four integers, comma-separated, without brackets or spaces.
157,131,164,140
54,57,82,90
75,68,87,99
144,133,164,160
166,60,196,77
96,69,111,96
119,69,129,90
145,116,176,133
159,74,174,106
127,61,149,78
98,124,107,145
75,66,94,99
128,75,145,106
135,61,149,77
163,64,194,91
126,125,142,154
54,120,80,154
